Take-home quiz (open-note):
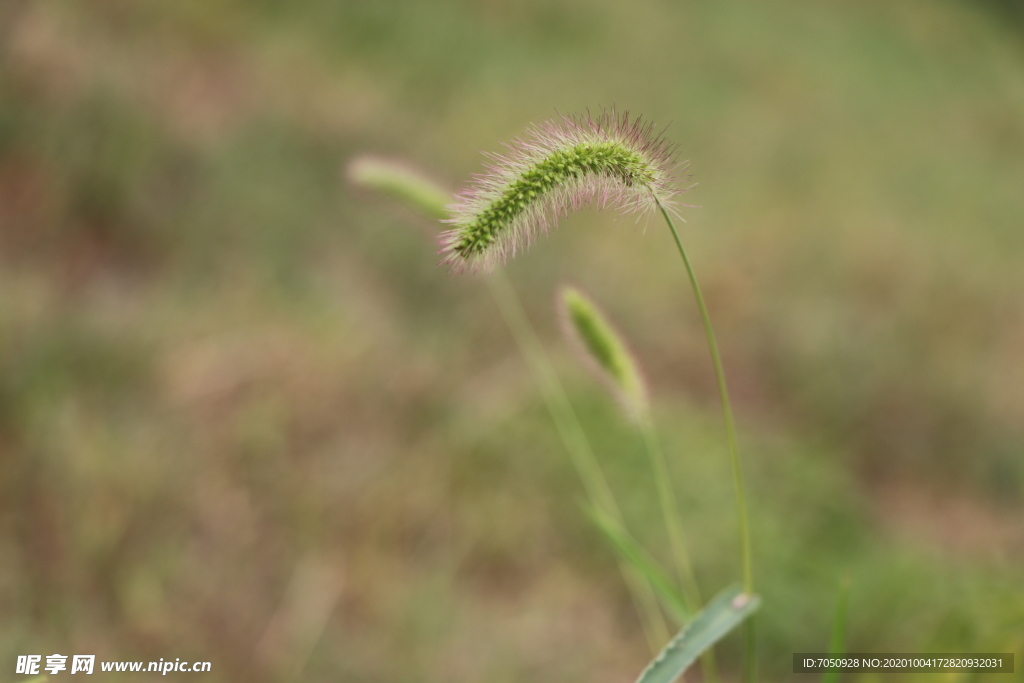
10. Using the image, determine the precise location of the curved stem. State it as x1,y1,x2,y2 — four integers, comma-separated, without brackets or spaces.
657,201,756,683
655,201,752,594
486,269,670,650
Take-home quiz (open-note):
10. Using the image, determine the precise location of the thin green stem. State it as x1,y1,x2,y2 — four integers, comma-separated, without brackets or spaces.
639,421,700,611
486,269,670,650
823,578,851,683
487,270,618,516
744,617,758,683
656,201,752,593
656,201,755,683
639,420,720,683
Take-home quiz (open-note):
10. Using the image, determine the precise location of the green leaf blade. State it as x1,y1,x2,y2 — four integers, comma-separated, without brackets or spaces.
635,584,761,683
584,504,692,622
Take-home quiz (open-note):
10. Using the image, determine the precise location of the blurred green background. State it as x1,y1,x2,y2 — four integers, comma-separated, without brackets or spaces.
1,0,1022,681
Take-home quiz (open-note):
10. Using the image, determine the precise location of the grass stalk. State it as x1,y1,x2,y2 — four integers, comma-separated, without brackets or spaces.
560,281,719,681
346,154,673,651
655,201,752,592
486,269,670,650
639,420,701,609
640,420,722,683
656,199,755,682
823,578,851,683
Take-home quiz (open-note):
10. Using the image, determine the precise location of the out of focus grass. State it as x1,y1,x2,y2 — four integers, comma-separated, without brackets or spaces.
0,1,1022,681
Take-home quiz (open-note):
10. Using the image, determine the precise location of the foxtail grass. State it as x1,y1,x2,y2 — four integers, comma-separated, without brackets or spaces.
440,110,679,272
346,153,671,650
559,286,650,424
347,156,451,220
560,284,721,683
350,104,758,681
444,109,757,680
558,286,700,607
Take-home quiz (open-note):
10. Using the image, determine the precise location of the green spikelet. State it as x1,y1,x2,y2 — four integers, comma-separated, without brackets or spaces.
346,155,451,220
560,286,650,423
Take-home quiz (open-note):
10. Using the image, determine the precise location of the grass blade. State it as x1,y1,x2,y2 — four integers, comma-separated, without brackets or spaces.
635,584,760,683
822,578,850,683
585,504,692,622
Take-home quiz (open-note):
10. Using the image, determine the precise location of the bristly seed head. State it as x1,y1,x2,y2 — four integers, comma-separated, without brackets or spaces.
346,155,451,221
441,109,682,272
559,285,650,424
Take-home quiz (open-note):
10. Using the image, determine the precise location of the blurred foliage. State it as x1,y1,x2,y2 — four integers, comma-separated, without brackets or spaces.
0,0,1022,682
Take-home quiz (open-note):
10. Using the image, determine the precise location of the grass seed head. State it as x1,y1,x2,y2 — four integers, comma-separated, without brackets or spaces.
559,285,650,423
442,109,682,272
346,155,452,220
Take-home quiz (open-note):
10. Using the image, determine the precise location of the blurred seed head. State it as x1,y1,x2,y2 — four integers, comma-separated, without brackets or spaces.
442,109,683,272
559,285,650,424
346,155,451,220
